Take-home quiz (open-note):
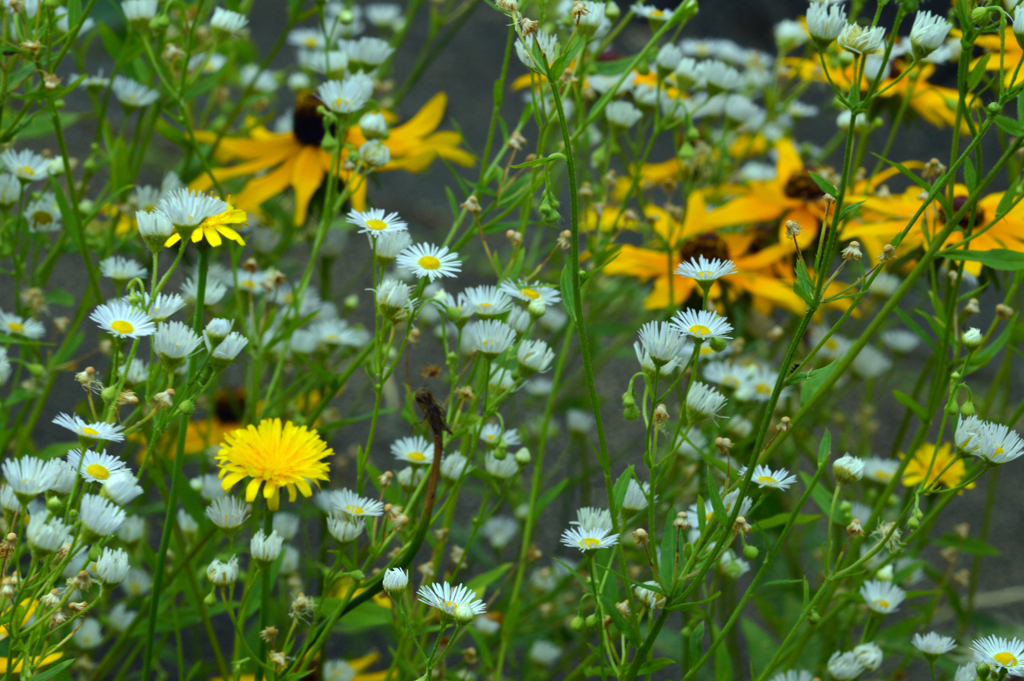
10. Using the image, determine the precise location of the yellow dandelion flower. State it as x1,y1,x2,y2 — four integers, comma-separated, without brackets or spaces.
216,418,332,511
165,208,247,248
901,442,974,491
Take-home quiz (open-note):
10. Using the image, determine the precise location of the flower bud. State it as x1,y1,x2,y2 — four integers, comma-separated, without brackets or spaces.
570,615,586,632
585,613,600,629
709,337,727,353
961,327,983,350
514,447,531,466
453,603,476,625
743,545,758,560
833,454,864,484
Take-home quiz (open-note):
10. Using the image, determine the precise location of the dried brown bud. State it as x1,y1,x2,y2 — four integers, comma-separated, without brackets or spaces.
996,303,1014,320
54,316,70,333
632,528,649,546
673,512,690,530
964,298,980,315
506,229,523,245
785,220,802,238
520,17,538,36
953,522,969,539
841,241,862,261
455,385,476,402
878,244,896,262
461,195,482,213
733,516,751,533
653,404,669,424
579,182,593,198
526,543,543,562
243,257,260,273
259,626,279,643
378,471,393,488
153,389,175,409
408,327,421,345
847,519,864,537
43,73,61,90
777,416,791,432
767,325,784,341
462,647,478,666
557,230,572,250
714,437,733,454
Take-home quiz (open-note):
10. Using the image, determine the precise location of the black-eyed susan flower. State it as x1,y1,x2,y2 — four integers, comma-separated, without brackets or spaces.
190,92,473,226
215,418,332,511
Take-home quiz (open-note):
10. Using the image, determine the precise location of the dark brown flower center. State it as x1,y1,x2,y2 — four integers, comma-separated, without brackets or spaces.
783,171,826,201
941,195,986,229
677,232,730,265
293,92,326,147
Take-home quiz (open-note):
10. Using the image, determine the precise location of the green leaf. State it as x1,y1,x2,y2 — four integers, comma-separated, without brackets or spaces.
755,513,820,530
467,563,513,591
611,466,634,517
939,248,1024,271
818,428,832,466
894,308,937,353
893,390,929,422
707,474,726,524
593,57,632,75
24,658,76,681
995,115,1024,137
560,263,578,325
535,479,570,517
659,512,677,586
936,534,999,556
740,618,777,679
550,33,585,77
714,624,733,681
871,155,928,190
808,171,837,197
637,659,677,676
603,595,639,646
967,318,1016,372
689,621,705,663
799,361,835,404
793,257,815,308
44,288,75,307
968,54,990,90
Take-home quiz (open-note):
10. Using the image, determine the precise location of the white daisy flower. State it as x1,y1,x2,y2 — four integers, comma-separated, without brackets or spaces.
482,516,519,550
0,174,20,207
572,506,613,532
137,210,174,240
288,28,327,49
178,276,227,308
80,493,127,536
396,243,461,281
806,2,847,43
560,525,618,552
703,360,751,390
90,299,156,339
66,449,127,483
912,632,957,657
460,285,512,318
26,514,72,554
686,380,727,422
158,188,230,229
100,256,148,284
2,456,58,499
121,0,157,21
117,517,145,545
769,671,814,681
235,268,270,294
210,7,248,34
622,479,651,511
671,308,733,341
95,547,131,586
50,459,76,495
735,365,780,402
837,23,885,55
742,464,797,491
467,320,516,358
630,3,670,21
849,344,892,379
860,579,906,614
418,581,487,616
107,603,137,633
366,3,402,29
210,332,248,367
205,496,250,530
391,435,435,465
605,100,643,128
529,640,563,666
135,293,186,322
317,72,374,114
347,207,407,237
675,255,737,282
971,636,1024,674
25,193,61,232
485,452,520,479
881,329,919,354
370,228,412,263
327,514,366,543
103,473,144,505
0,311,45,339
497,279,561,307
634,341,684,376
909,10,951,59
833,454,865,484
111,75,159,108
826,652,864,680
638,321,689,367
53,413,125,442
346,36,395,66
73,619,103,649
207,555,240,586
250,530,283,563
154,321,203,366
270,512,300,542
373,279,412,316
121,567,153,596
862,457,899,484
382,567,409,593
1,148,49,181
328,488,385,518
440,454,472,482
517,339,554,376
479,423,520,448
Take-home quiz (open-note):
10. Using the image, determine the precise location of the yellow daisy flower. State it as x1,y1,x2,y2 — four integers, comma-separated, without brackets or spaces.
901,442,974,491
165,207,247,248
216,417,332,511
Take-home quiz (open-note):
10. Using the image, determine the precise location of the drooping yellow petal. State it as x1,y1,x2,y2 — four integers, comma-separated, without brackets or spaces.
291,145,327,226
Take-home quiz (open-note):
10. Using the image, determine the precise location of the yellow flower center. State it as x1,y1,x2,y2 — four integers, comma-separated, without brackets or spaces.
82,427,99,436
723,377,739,388
995,446,1005,456
651,9,663,17
689,324,711,336
756,383,771,395
579,537,600,549
994,653,1019,667
874,471,890,480
706,512,714,522
699,270,714,278
33,212,52,225
9,322,24,333
757,476,777,486
522,288,540,299
873,599,889,609
111,320,135,334
408,452,426,462
345,504,364,515
304,37,317,47
418,255,441,270
366,218,388,231
19,166,34,176
86,464,110,480
825,339,838,350
479,302,491,309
